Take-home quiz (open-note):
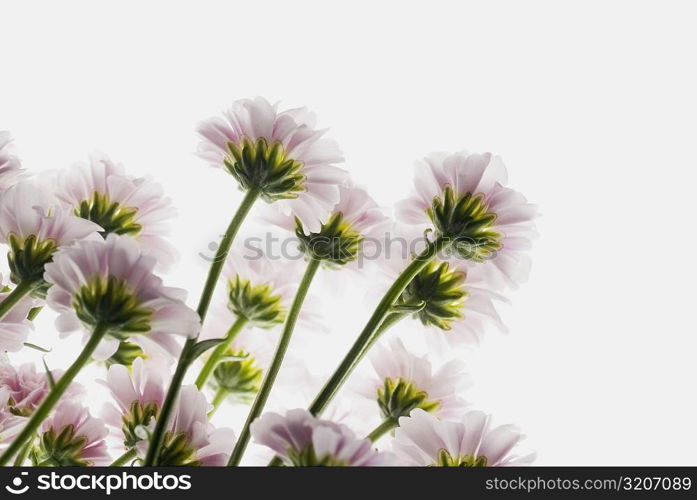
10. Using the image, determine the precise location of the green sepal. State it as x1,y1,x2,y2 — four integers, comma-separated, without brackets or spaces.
376,377,440,420
74,192,142,237
433,449,488,467
295,212,363,267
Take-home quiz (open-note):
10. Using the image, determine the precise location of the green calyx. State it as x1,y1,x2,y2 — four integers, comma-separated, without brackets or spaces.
286,446,348,467
73,276,152,334
428,186,502,262
433,449,488,467
376,378,440,420
224,137,305,202
227,276,286,328
212,349,263,400
106,341,147,368
75,192,142,237
34,425,91,466
157,431,201,466
6,397,32,417
7,234,59,297
295,212,362,267
397,260,467,330
121,400,159,449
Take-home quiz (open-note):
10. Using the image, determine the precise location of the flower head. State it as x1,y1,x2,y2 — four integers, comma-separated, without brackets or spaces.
392,409,534,466
155,385,235,466
251,409,390,466
56,153,177,270
0,182,102,295
396,152,537,289
44,234,200,361
0,361,81,417
362,338,470,420
38,401,109,466
0,132,26,193
197,97,347,232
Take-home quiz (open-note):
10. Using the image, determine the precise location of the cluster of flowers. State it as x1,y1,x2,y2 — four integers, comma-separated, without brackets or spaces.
0,97,536,466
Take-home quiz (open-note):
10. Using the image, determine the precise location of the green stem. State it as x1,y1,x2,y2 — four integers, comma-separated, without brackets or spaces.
110,448,137,466
209,386,229,416
0,280,34,321
366,417,399,442
0,323,110,465
195,316,248,390
308,236,449,416
12,439,33,466
144,187,259,466
228,257,321,466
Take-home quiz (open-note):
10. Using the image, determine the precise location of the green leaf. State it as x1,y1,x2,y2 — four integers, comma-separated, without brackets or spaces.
42,358,56,390
24,342,51,353
188,338,226,362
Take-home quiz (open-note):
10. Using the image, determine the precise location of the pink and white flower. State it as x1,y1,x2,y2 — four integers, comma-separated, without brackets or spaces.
361,338,470,419
0,388,27,448
40,401,110,466
197,97,347,232
396,151,537,290
56,152,177,270
392,409,535,466
44,234,200,361
251,409,391,466
0,132,26,193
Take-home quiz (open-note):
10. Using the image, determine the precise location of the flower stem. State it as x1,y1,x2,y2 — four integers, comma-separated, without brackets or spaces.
110,448,137,466
209,386,229,416
228,257,321,466
144,187,260,466
0,280,33,321
195,316,248,390
308,236,449,416
366,417,399,442
0,322,110,465
12,440,33,466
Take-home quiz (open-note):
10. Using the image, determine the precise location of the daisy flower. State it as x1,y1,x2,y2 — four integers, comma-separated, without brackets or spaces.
37,401,110,466
56,152,177,270
43,233,200,361
395,151,537,290
0,132,26,193
392,409,535,466
197,97,347,233
0,181,102,295
0,361,82,417
251,409,390,466
361,338,470,420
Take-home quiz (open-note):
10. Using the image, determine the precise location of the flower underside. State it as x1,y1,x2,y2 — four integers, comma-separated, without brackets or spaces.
428,186,502,262
73,276,152,333
295,212,363,267
227,276,286,328
7,233,58,295
212,349,263,398
7,397,32,417
398,260,467,330
34,425,90,466
286,446,348,467
106,341,147,368
122,400,159,449
432,449,488,467
75,192,142,237
224,137,306,202
377,377,440,420
157,431,201,466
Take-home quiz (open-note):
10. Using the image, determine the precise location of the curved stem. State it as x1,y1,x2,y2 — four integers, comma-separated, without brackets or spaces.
209,386,229,417
144,187,260,466
12,440,33,466
195,316,248,390
0,280,33,321
228,257,321,466
110,448,137,466
0,323,110,465
308,237,449,416
366,417,399,442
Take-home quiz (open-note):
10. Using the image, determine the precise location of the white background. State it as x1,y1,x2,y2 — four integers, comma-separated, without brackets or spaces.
2,1,696,465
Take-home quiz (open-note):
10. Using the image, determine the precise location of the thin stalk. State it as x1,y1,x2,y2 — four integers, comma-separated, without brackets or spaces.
195,316,248,389
0,280,34,321
366,417,399,442
12,440,33,466
209,386,229,416
228,257,321,466
110,448,137,466
308,236,449,416
0,323,110,465
144,187,260,466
